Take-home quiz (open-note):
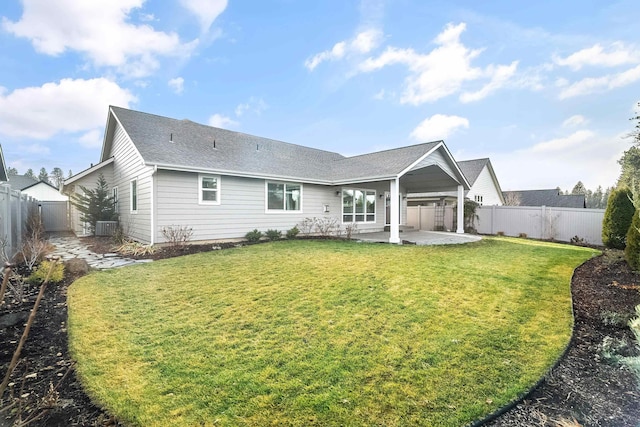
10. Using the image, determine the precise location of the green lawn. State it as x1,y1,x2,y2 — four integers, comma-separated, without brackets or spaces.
68,238,597,427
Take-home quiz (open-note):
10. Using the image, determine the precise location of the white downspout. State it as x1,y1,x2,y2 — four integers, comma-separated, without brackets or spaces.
456,184,465,234
389,178,401,244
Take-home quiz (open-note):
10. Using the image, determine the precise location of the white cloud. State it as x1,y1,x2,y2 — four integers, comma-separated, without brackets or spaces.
168,77,185,94
305,29,383,71
78,129,104,148
562,115,588,128
488,130,626,191
554,42,640,70
530,130,595,153
208,114,238,128
372,89,385,100
23,143,51,155
410,114,469,142
234,97,267,117
358,22,515,104
2,0,197,78
0,78,136,139
558,64,640,99
179,0,227,33
460,61,519,103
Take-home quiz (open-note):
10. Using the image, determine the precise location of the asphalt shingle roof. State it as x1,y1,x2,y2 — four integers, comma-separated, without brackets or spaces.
457,158,489,186
112,106,442,183
503,189,586,208
6,174,39,190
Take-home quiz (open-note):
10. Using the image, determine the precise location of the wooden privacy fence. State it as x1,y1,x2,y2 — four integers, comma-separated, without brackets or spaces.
0,184,38,259
407,204,605,246
475,205,605,245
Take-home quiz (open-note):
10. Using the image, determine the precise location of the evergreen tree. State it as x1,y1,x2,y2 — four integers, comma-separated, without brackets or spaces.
6,166,18,175
590,186,604,209
38,167,49,183
25,168,36,179
70,173,117,235
50,167,65,188
571,181,587,195
67,169,73,179
625,209,640,270
602,187,635,249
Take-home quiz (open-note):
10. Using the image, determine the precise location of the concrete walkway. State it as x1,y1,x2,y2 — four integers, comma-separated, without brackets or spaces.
49,235,152,270
356,230,482,245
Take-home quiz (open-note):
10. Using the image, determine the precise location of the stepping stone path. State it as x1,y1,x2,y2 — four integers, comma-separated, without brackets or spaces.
49,235,153,270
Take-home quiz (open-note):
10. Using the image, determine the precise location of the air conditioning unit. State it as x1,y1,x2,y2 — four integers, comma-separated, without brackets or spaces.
96,221,118,236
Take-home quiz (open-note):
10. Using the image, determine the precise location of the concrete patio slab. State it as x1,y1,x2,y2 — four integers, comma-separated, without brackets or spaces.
356,230,482,245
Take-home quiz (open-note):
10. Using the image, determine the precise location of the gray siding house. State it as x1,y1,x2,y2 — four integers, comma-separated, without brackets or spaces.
63,107,470,244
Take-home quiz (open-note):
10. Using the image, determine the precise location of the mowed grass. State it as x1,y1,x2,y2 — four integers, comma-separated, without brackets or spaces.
67,238,597,426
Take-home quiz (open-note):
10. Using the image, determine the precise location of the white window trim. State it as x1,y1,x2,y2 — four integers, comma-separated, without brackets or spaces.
265,181,303,213
130,179,138,214
199,174,221,205
342,187,377,224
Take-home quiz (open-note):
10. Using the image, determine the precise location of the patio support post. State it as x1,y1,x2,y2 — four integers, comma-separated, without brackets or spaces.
456,184,464,234
389,178,401,244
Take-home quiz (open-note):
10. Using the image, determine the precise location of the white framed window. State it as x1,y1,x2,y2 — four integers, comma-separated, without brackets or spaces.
112,186,119,213
199,174,221,205
474,195,483,205
266,182,302,212
342,188,376,223
130,179,138,213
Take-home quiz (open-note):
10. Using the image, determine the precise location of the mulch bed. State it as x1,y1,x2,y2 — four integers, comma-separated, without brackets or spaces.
1,242,639,426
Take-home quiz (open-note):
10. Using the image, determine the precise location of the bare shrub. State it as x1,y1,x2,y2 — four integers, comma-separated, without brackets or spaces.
344,223,358,240
298,218,315,236
161,225,194,248
17,208,51,272
314,216,339,237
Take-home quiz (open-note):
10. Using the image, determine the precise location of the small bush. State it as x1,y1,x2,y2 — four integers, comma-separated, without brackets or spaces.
265,229,282,241
245,229,263,243
314,216,339,237
286,226,300,239
298,218,315,236
570,235,586,245
625,209,640,270
496,231,505,236
27,261,65,284
161,225,194,248
518,233,527,238
602,187,634,249
344,223,358,239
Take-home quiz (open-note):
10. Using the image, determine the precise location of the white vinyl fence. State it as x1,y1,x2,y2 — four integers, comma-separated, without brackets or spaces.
0,184,38,260
475,205,605,245
407,204,605,245
407,205,455,232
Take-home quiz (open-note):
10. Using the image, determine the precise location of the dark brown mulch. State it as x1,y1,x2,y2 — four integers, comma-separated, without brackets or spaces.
1,245,639,426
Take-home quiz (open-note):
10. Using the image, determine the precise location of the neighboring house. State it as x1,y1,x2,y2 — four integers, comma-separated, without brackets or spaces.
502,189,586,208
63,106,471,244
6,174,69,202
0,144,7,182
408,158,504,206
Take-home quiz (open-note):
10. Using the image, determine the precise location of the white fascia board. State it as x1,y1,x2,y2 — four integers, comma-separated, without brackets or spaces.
63,157,115,187
149,162,397,187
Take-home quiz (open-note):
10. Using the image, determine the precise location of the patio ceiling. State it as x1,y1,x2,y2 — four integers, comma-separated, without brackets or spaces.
400,164,462,193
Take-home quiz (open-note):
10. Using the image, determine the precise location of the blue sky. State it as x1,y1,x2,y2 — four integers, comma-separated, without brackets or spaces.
1,0,639,191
